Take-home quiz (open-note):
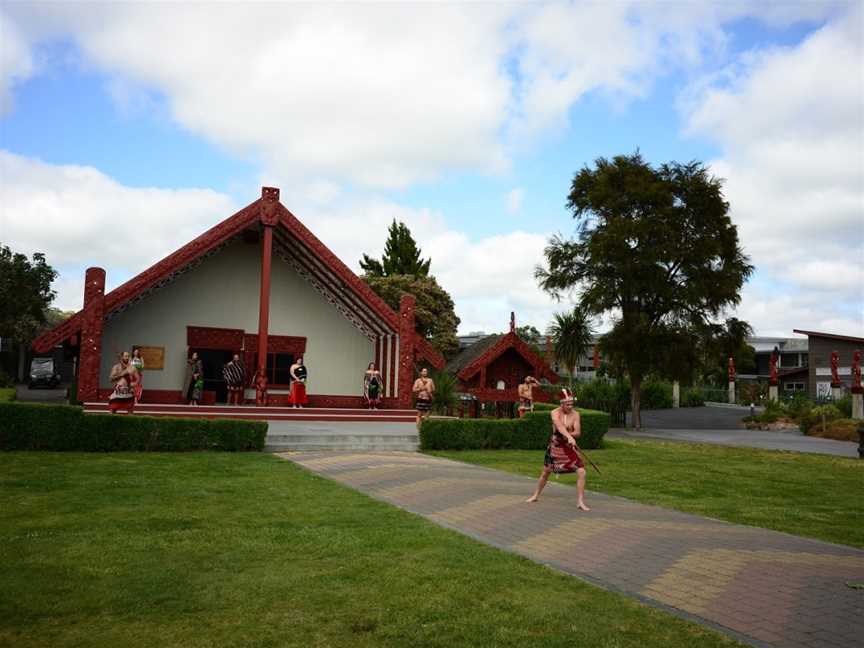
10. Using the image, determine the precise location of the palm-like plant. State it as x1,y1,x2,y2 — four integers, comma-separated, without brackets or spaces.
548,307,595,389
430,369,459,415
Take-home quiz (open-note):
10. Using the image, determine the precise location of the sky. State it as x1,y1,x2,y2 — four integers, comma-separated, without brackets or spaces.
1,1,862,339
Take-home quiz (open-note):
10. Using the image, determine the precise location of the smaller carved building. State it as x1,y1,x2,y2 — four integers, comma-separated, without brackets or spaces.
446,315,559,415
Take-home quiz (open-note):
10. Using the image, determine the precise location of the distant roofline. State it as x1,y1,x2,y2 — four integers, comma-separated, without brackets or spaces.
792,329,864,344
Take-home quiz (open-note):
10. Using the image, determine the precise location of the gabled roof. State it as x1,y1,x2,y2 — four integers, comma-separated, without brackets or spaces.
792,330,864,344
446,330,559,384
33,188,444,369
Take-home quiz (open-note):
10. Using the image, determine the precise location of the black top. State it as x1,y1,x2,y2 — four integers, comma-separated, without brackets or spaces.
293,364,307,382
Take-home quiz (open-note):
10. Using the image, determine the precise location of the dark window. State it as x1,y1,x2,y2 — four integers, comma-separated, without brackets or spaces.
266,353,295,386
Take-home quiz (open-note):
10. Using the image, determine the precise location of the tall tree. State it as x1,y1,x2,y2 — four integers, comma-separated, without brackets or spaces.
360,220,431,277
547,307,595,388
363,274,460,358
536,153,752,428
515,324,543,356
0,245,58,380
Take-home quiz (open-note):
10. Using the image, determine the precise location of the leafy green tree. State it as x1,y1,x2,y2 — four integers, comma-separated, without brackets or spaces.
0,245,58,380
547,307,595,389
536,153,753,428
515,324,543,356
360,220,431,277
363,274,460,358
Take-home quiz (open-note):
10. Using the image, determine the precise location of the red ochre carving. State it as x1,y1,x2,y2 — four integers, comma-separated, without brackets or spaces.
78,267,106,403
187,326,245,351
398,294,416,408
830,350,841,386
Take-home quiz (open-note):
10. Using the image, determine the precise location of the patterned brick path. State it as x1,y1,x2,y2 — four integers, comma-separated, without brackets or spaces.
281,451,864,648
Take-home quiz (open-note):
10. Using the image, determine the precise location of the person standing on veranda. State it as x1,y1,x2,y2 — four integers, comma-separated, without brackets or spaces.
526,389,590,511
130,347,145,404
223,354,246,406
288,357,308,408
109,351,138,414
412,367,435,424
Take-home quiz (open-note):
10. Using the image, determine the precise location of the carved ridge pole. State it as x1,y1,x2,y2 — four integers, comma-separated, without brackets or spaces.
256,187,280,404
78,267,106,403
397,294,416,409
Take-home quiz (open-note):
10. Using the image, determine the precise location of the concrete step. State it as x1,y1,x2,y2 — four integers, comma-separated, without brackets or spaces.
266,442,419,452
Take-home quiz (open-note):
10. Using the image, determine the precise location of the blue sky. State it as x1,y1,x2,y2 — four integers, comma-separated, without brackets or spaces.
1,2,861,336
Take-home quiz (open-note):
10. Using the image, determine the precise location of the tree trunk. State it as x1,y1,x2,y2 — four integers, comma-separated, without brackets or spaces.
631,375,642,430
17,341,26,383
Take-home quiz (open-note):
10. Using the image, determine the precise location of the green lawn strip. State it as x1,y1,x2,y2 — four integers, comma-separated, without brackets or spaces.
0,388,15,402
430,440,863,548
0,453,740,648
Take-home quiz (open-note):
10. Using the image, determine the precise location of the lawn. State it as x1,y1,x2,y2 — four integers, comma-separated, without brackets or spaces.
0,388,15,402
0,453,741,648
430,439,863,548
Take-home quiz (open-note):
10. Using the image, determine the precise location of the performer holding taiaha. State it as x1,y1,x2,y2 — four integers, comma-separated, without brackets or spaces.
526,388,591,510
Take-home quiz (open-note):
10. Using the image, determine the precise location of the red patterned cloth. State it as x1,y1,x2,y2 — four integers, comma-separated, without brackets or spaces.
288,381,308,406
544,433,584,473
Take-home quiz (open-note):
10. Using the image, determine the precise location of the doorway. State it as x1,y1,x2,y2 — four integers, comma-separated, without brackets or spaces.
194,349,234,404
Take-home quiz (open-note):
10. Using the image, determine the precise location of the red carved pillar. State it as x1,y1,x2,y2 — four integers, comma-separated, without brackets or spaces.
78,267,105,403
255,187,280,403
397,294,416,409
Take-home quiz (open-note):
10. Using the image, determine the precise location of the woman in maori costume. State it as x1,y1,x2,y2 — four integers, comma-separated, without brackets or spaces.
288,357,308,408
108,351,138,414
412,367,435,423
130,347,145,404
185,352,203,406
363,362,384,409
526,388,590,511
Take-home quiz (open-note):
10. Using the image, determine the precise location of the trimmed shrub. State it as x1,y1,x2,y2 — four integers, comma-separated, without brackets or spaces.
420,408,609,451
682,386,705,407
0,402,267,451
799,404,842,435
531,402,557,412
640,380,674,409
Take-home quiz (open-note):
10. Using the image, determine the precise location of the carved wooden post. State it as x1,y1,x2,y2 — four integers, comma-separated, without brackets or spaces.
397,294,416,409
256,187,280,405
78,267,106,403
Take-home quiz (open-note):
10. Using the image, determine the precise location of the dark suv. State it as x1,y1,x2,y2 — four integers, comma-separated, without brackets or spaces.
29,357,61,389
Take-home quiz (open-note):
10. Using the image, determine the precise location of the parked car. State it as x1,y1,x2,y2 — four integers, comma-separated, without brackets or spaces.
29,357,62,389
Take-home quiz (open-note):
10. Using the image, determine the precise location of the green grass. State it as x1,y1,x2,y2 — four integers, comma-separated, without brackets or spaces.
0,388,15,402
430,440,863,548
0,453,741,648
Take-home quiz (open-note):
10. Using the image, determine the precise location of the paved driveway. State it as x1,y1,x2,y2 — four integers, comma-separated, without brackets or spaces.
616,405,859,458
284,451,864,648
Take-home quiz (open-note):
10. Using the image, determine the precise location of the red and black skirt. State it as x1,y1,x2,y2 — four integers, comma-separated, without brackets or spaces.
544,433,584,473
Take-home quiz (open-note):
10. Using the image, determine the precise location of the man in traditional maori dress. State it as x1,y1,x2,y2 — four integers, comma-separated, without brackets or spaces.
413,367,435,423
526,388,590,511
288,357,308,408
223,354,246,405
108,351,138,414
517,375,539,418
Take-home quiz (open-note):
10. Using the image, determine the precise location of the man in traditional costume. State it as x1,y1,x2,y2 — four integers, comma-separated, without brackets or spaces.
185,352,203,405
526,388,590,511
363,362,384,409
288,357,308,408
412,367,435,423
517,375,538,418
108,351,138,414
223,354,246,405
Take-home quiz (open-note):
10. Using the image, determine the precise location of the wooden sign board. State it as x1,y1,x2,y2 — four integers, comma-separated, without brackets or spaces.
136,346,165,370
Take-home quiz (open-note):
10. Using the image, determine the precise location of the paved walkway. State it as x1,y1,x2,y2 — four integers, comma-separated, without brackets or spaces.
282,451,864,648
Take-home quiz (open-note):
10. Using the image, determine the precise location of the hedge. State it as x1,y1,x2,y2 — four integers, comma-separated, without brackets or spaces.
0,402,267,452
420,409,609,451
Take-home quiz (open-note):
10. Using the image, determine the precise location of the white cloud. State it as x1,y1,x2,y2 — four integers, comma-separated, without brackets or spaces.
735,285,863,338
4,2,842,186
0,150,237,304
682,8,864,335
505,187,524,215
0,10,34,115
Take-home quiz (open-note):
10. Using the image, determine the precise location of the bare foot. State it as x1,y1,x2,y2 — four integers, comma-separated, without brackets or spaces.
577,502,591,511
526,495,539,503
